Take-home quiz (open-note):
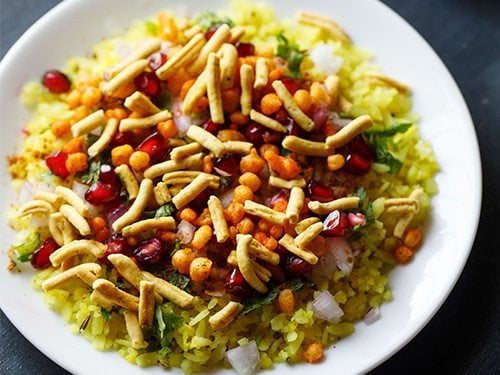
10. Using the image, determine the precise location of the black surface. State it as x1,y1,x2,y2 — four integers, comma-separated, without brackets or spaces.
1,0,499,374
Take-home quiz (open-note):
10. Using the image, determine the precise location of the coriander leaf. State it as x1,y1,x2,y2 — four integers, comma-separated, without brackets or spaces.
218,176,232,191
242,278,306,315
155,202,177,218
374,139,403,174
153,92,173,110
100,308,112,321
276,31,305,78
364,203,374,225
166,270,190,291
338,112,353,119
16,232,41,262
365,122,412,137
86,133,100,148
354,187,366,207
80,160,100,184
195,12,234,31
170,239,181,256
155,303,183,358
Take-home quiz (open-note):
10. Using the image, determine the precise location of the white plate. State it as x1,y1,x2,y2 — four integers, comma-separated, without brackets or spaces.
0,0,481,374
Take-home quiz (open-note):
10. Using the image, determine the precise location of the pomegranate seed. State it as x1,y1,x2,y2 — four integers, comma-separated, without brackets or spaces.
99,164,119,185
137,132,168,160
284,254,312,277
85,182,118,206
346,135,374,161
111,132,136,147
102,234,131,265
133,238,165,267
281,77,299,95
273,109,288,123
275,244,288,256
42,70,71,93
205,26,219,40
45,151,69,179
202,119,219,135
106,203,128,226
225,268,252,298
343,153,371,175
245,122,265,145
322,210,350,237
264,263,286,283
307,181,334,202
134,72,161,97
31,238,59,269
268,190,290,208
235,42,255,57
262,129,284,144
214,154,240,176
189,190,210,213
148,52,167,71
285,117,305,137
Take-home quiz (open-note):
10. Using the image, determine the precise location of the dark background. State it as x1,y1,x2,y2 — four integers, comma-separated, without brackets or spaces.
1,0,499,374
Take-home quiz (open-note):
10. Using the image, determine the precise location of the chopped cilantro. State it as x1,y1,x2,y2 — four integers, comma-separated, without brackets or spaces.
155,202,176,217
366,123,412,175
100,308,112,321
276,31,305,78
166,270,190,291
155,303,183,358
242,278,306,315
218,176,232,191
194,12,234,31
15,232,41,262
170,239,181,256
86,133,100,148
153,92,173,110
80,160,100,184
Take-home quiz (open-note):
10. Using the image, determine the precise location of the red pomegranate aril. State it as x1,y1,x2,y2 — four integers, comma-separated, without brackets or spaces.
225,268,252,298
31,238,59,269
137,132,167,160
102,234,131,265
205,26,219,40
284,254,312,277
281,77,299,95
214,154,240,176
202,119,219,135
262,129,284,144
235,42,255,57
346,135,374,161
322,210,350,237
106,203,128,226
42,70,71,93
245,122,265,145
285,117,305,137
265,263,286,283
133,238,165,267
99,164,119,185
148,52,167,71
273,109,288,123
46,151,70,179
111,132,136,147
343,153,371,175
134,72,161,97
307,181,334,202
85,182,118,206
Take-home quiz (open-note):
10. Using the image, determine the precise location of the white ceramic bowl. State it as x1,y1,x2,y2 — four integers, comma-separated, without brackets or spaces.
0,1,481,374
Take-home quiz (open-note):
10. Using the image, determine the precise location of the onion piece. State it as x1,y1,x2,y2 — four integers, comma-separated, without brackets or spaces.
309,44,343,75
30,216,48,228
347,212,366,227
324,237,353,275
72,181,88,200
317,249,337,280
171,97,191,137
225,341,260,375
312,291,344,323
330,113,352,128
213,166,232,177
177,220,195,244
363,307,381,325
220,189,235,208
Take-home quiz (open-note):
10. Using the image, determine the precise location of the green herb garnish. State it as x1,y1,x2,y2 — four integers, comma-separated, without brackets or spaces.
242,278,306,315
366,123,412,174
155,202,176,217
195,12,234,31
276,31,305,78
15,232,41,262
155,303,183,358
80,160,100,184
165,270,190,291
100,308,112,321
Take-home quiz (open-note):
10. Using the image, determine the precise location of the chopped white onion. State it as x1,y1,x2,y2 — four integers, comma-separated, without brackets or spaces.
213,166,232,177
220,189,235,208
324,237,353,275
225,341,260,375
331,113,353,128
312,291,344,323
363,307,381,325
72,181,88,200
309,44,343,75
177,220,195,244
160,41,171,54
171,97,191,137
30,216,48,228
18,181,36,204
115,42,132,61
317,248,337,280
